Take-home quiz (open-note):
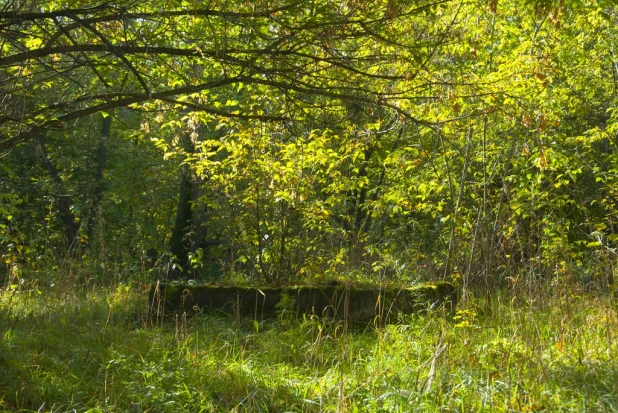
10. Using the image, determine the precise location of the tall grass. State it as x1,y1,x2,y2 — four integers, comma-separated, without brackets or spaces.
1,281,617,412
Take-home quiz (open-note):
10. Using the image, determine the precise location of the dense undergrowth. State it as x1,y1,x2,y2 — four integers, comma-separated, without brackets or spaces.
1,281,617,412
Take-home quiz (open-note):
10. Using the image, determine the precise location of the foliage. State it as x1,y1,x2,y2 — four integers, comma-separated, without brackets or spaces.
0,0,617,290
3,1,618,411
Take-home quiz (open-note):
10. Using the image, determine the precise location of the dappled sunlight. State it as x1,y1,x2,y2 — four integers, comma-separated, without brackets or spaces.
2,287,617,411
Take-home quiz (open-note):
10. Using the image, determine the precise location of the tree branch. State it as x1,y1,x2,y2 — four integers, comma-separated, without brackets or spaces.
0,76,244,151
0,2,303,23
67,13,150,95
0,44,287,67
156,97,286,121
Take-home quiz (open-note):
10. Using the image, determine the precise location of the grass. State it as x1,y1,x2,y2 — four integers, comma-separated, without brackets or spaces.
0,282,617,412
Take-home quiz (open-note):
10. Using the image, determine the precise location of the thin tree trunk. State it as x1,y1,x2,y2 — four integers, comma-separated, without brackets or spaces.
34,135,80,249
444,126,473,280
87,115,110,240
169,161,194,277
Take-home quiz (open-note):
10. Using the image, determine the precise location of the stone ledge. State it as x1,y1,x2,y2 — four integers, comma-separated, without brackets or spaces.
148,281,457,324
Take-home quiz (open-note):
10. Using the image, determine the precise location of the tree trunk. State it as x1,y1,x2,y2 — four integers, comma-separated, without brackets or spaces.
87,115,110,241
169,136,195,277
34,136,80,249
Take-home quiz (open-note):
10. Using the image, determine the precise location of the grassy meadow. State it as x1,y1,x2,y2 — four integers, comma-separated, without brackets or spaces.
1,281,617,412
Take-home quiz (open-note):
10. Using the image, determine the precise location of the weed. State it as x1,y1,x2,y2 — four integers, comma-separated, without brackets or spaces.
0,285,617,411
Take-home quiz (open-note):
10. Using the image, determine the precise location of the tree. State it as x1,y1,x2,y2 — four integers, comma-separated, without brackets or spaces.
1,0,467,280
0,0,455,153
4,0,617,288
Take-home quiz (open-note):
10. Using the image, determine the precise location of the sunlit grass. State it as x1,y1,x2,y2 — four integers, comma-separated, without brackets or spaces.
1,283,617,412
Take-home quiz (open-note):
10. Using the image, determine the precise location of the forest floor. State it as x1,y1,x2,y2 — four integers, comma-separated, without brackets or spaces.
0,282,617,412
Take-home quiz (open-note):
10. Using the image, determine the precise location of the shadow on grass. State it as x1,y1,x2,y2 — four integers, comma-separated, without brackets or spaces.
0,298,357,412
549,360,618,410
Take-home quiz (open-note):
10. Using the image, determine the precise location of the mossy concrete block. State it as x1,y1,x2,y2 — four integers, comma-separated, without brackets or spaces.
148,282,457,323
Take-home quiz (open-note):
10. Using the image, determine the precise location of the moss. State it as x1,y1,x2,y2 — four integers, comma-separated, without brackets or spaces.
149,282,457,323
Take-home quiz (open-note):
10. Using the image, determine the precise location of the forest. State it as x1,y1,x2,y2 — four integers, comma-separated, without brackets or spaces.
1,0,618,411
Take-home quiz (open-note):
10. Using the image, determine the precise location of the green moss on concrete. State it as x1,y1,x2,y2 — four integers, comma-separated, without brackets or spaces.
149,282,457,323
